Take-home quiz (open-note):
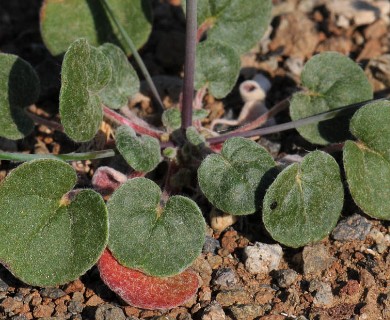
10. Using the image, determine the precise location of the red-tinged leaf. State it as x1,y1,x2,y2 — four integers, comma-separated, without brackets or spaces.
97,250,199,310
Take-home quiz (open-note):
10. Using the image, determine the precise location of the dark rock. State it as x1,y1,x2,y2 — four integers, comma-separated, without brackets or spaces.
331,213,372,241
95,304,126,320
202,236,221,254
40,287,67,299
302,243,335,275
0,278,9,292
272,269,298,288
213,267,238,289
10,316,28,320
68,301,84,314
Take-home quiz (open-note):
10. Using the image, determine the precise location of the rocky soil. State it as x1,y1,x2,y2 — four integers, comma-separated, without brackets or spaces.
0,0,390,319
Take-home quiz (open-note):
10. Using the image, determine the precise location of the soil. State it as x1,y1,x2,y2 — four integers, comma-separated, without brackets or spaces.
0,0,390,319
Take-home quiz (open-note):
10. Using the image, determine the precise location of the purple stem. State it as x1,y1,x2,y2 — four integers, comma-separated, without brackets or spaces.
181,0,197,131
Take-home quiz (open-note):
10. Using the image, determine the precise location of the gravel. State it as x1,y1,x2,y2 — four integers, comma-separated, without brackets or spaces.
272,269,298,288
302,243,335,275
331,213,372,241
243,242,283,274
212,267,238,289
202,236,221,255
95,304,126,320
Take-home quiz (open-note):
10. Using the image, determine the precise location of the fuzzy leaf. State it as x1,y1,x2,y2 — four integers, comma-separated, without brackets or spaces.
0,53,40,140
162,108,182,130
290,52,373,145
0,159,108,286
198,137,276,215
186,126,206,146
343,101,390,220
40,0,152,56
98,249,199,309
115,126,161,173
195,40,240,99
263,151,344,248
184,0,272,55
107,177,206,277
99,43,140,109
162,108,210,131
59,39,111,142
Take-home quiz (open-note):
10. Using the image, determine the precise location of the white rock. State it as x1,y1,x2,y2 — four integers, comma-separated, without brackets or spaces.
243,242,283,274
202,301,226,320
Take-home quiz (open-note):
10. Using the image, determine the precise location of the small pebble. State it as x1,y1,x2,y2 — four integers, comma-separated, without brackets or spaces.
10,316,28,320
309,280,333,306
40,287,67,299
33,304,55,318
68,301,84,314
243,242,283,274
0,278,9,292
72,291,84,303
302,243,335,275
331,214,372,241
203,236,221,255
216,289,251,307
201,301,225,320
212,268,238,289
272,269,298,288
95,304,126,320
228,304,265,319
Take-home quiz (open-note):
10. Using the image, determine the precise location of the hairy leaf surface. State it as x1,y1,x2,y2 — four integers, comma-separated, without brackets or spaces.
115,126,161,173
98,250,199,309
107,178,206,277
184,0,272,55
290,52,373,145
343,101,390,219
0,159,108,286
40,0,152,56
195,40,240,98
59,39,111,142
0,53,39,139
263,151,344,248
99,43,139,109
198,137,276,215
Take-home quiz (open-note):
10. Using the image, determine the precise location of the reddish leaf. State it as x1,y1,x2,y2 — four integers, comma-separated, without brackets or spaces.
97,250,199,310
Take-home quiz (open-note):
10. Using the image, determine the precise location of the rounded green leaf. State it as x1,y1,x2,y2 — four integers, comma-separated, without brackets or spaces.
185,0,272,55
0,159,108,286
195,40,241,99
343,101,390,220
162,108,182,131
290,52,373,145
198,137,276,215
263,151,344,248
115,126,161,173
99,43,140,109
40,0,152,56
0,53,39,140
107,177,206,277
59,38,111,142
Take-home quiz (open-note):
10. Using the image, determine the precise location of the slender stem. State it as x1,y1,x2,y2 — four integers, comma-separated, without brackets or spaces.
103,106,164,138
207,98,386,145
100,0,164,110
0,149,116,162
26,109,64,132
181,0,197,131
